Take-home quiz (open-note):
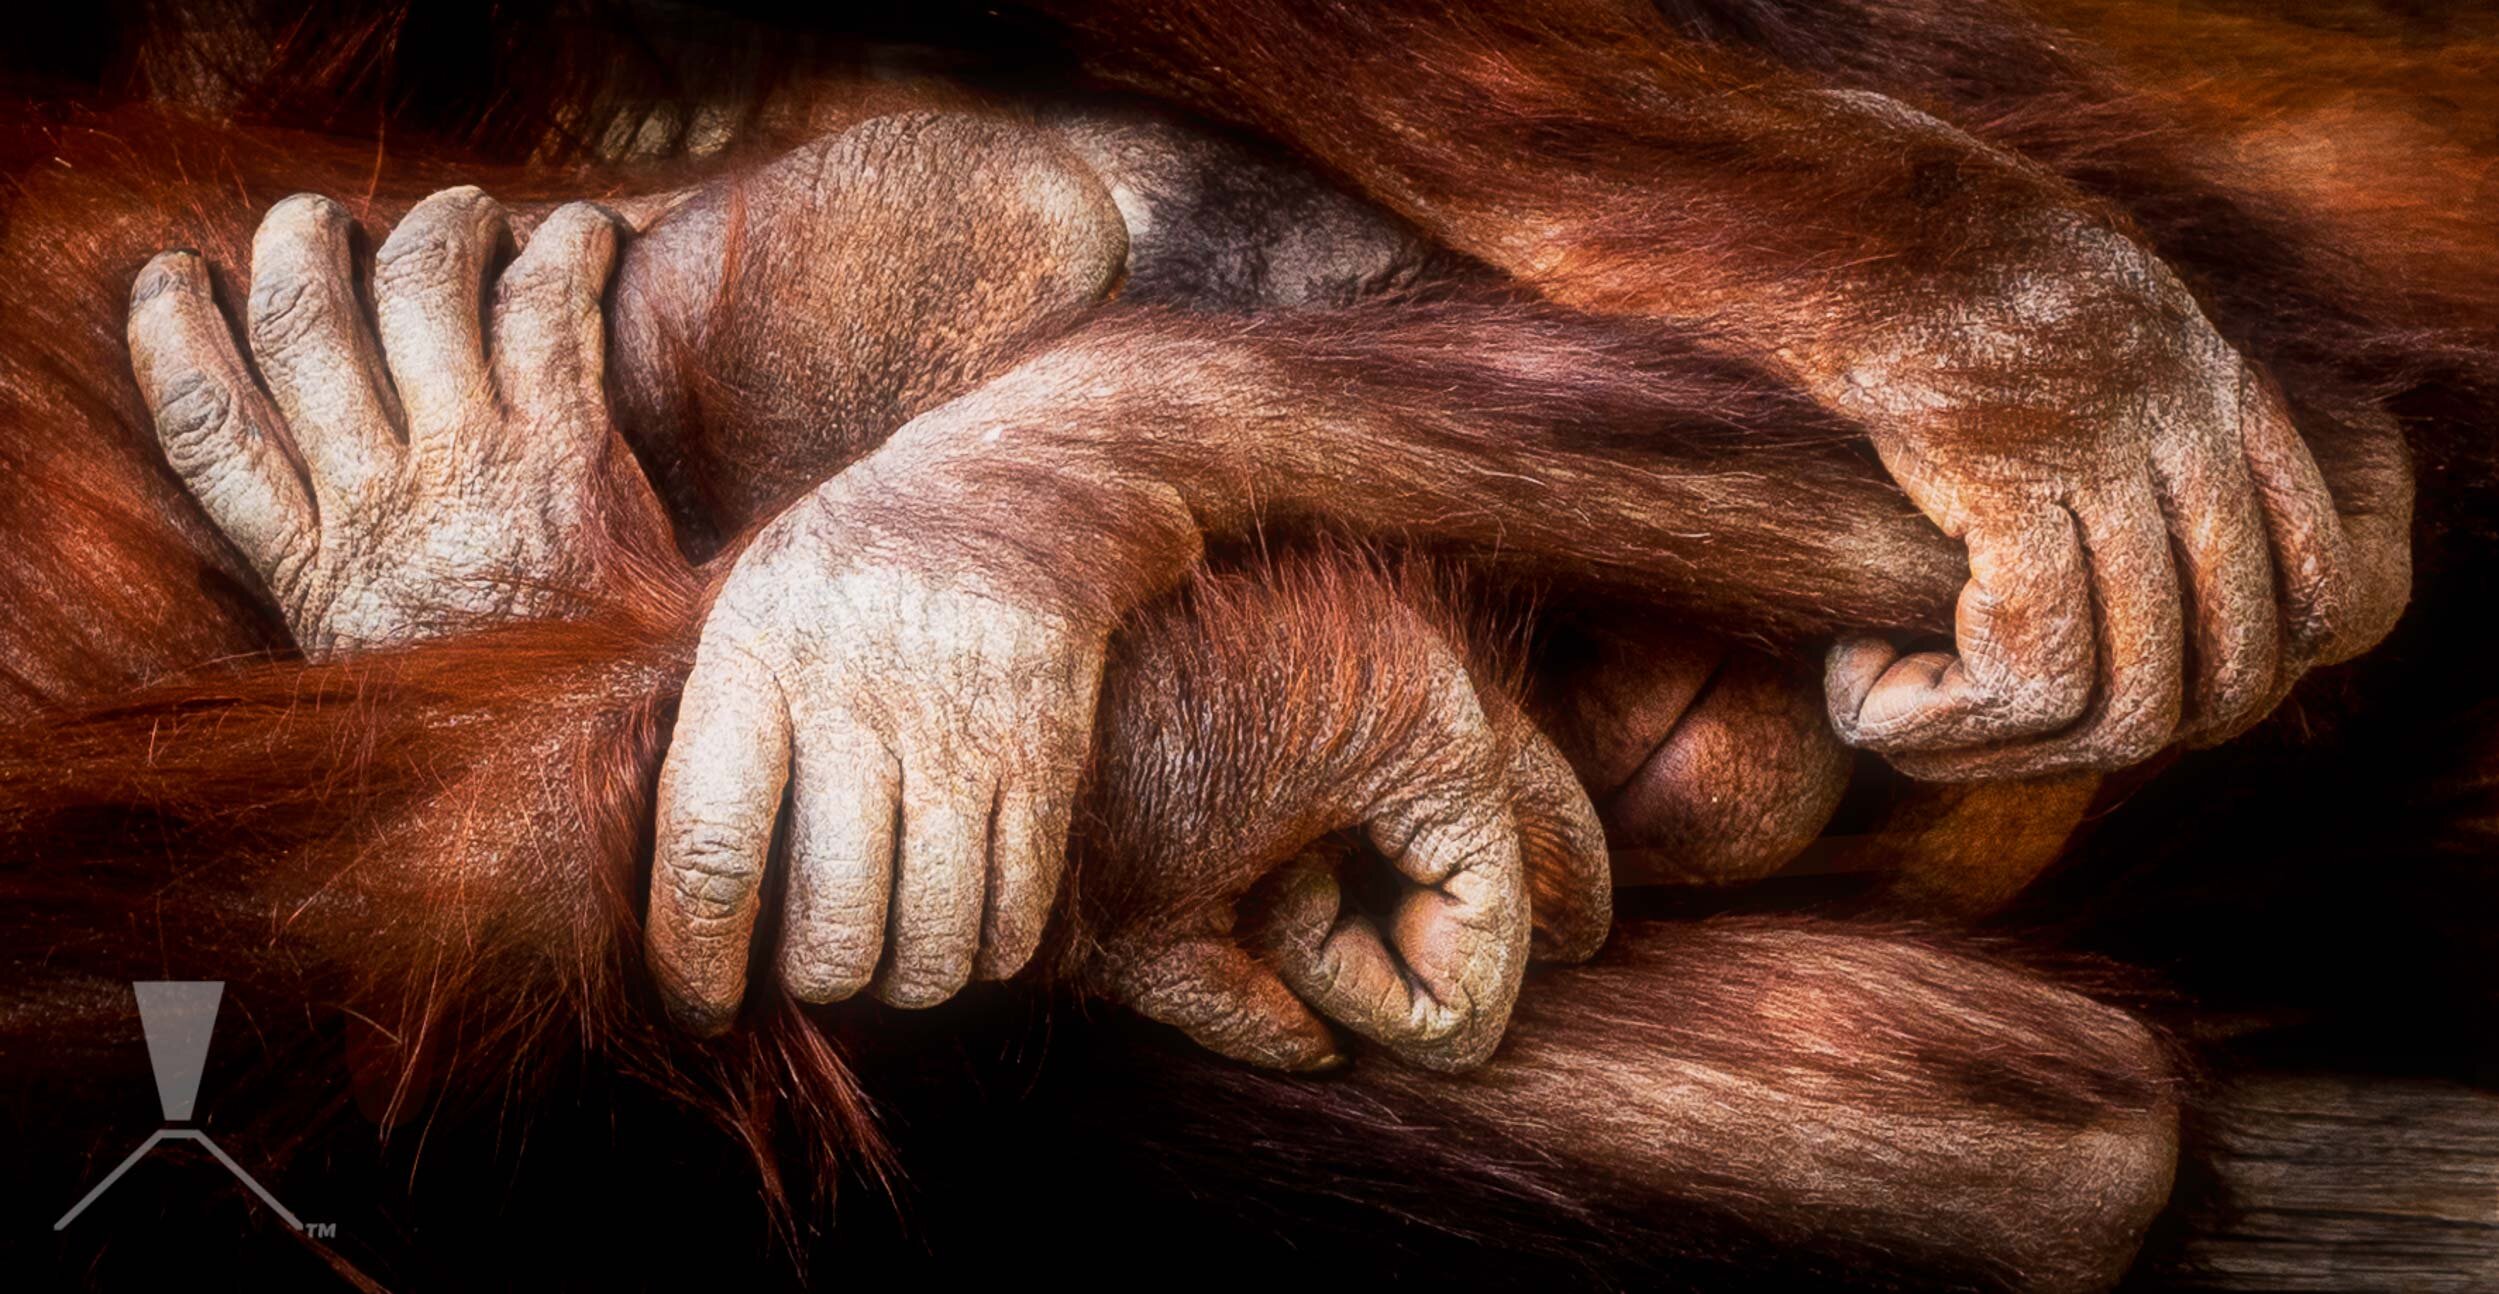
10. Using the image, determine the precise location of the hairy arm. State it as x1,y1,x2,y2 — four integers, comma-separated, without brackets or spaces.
122,185,1610,1064
640,293,1968,1026
1041,0,2398,779
754,296,1965,635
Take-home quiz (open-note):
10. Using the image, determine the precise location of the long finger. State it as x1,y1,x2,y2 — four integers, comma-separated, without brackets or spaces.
246,194,401,498
870,768,988,1008
972,778,1072,982
2153,386,2282,745
648,640,791,1035
777,717,899,1004
490,201,621,464
127,251,315,578
374,186,509,455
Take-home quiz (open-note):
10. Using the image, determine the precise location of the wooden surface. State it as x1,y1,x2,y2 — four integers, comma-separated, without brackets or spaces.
2151,1073,2499,1291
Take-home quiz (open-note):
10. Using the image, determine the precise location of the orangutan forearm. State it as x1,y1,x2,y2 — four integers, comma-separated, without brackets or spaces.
1038,0,2394,782
849,298,1970,644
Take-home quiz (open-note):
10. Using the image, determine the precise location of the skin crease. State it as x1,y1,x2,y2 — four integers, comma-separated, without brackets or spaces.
31,8,2488,1283
1037,0,2402,774
1816,202,2331,779
127,191,676,656
56,38,2266,1273
590,99,2386,1020
122,178,1614,1069
660,516,1131,1015
1085,564,1611,1073
617,97,2393,1035
125,93,2400,1032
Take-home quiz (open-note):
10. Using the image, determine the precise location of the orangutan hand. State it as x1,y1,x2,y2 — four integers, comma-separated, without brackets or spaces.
1816,197,2399,780
644,465,1125,1028
128,187,674,658
1087,564,1610,1073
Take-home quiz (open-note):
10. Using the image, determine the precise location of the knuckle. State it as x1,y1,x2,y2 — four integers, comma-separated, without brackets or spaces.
662,825,762,908
2008,668,2092,730
796,896,886,964
498,255,576,306
373,231,458,286
2204,658,2274,720
374,195,491,286
495,280,598,347
130,253,204,309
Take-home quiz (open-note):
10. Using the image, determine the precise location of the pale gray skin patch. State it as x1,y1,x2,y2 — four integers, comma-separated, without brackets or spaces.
1804,91,2394,781
648,466,1117,1027
633,105,1447,1032
128,187,656,658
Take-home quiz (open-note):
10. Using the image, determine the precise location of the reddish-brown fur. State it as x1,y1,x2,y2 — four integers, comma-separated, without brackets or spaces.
7,1,2499,1288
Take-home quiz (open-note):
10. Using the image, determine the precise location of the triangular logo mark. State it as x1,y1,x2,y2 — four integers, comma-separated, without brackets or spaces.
133,981,223,1122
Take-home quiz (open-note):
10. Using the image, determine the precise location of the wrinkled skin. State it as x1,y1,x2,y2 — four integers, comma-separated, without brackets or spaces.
621,106,2390,1022
128,173,1610,1069
127,98,2408,1031
1087,573,1610,1072
128,190,674,656
654,488,1123,1018
1812,203,2360,779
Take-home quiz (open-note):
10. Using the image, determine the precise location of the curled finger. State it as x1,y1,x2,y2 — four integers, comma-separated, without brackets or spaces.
1503,724,1611,963
1272,790,1529,1072
1891,485,2184,780
1828,503,2094,754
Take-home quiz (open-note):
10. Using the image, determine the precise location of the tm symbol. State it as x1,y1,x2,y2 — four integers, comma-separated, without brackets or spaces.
305,1222,338,1239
